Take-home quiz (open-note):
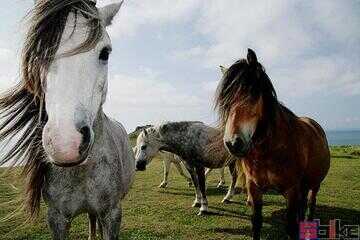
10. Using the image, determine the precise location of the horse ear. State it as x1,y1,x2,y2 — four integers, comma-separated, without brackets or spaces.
143,129,148,136
247,48,258,65
98,1,123,27
159,124,168,134
219,65,228,75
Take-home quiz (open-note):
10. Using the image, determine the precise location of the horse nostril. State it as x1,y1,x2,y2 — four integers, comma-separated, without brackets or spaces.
225,141,234,151
79,125,91,154
233,136,242,148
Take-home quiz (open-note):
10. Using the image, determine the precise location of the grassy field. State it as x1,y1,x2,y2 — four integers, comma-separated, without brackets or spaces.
0,145,359,240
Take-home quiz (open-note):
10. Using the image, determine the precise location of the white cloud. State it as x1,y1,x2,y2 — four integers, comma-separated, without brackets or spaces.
0,48,18,91
99,0,200,38
272,56,360,98
172,0,360,97
172,46,204,61
103,67,212,130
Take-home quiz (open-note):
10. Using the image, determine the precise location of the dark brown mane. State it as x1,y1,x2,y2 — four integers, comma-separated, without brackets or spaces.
214,57,297,136
0,0,102,220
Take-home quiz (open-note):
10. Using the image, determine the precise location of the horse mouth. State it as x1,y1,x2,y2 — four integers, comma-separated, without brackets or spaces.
225,141,249,158
52,141,94,168
53,157,87,167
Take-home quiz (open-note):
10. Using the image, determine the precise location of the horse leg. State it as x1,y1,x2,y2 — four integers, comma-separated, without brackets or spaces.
204,168,212,178
307,186,319,221
88,213,97,240
299,183,309,222
174,161,192,186
195,166,208,215
222,162,237,203
98,207,122,240
217,167,226,188
204,168,212,189
159,158,171,188
286,186,302,240
185,165,202,209
247,179,263,240
97,218,104,240
47,207,70,240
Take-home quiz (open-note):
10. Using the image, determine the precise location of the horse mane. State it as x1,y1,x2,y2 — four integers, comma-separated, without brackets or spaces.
0,0,102,220
214,58,297,146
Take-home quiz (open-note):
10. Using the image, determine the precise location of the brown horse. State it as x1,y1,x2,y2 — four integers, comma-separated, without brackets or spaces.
214,49,330,239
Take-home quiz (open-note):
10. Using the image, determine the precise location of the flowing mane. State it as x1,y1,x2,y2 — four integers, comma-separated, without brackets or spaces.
0,0,103,219
214,58,297,137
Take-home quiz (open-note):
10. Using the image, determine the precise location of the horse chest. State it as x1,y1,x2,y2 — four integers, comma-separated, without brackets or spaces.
243,158,298,191
44,156,123,215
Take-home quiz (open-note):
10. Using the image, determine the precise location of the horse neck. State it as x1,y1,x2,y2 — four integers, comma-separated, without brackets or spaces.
89,109,106,154
257,106,295,152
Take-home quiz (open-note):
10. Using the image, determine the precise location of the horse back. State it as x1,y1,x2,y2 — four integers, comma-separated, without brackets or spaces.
296,117,330,187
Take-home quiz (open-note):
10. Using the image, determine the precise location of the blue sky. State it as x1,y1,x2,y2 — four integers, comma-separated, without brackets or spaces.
0,0,359,132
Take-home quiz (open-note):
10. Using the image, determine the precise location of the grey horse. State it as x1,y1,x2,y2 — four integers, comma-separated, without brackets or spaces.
133,146,226,188
0,1,134,239
134,121,245,215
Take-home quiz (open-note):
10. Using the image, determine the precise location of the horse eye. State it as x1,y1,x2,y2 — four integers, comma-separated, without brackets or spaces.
99,47,111,61
141,145,147,150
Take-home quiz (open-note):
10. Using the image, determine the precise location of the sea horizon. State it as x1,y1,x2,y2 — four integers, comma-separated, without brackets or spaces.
325,129,360,146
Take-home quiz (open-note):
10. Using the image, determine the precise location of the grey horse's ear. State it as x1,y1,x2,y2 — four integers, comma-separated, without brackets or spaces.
99,1,123,27
143,129,148,136
247,48,258,66
159,124,169,134
219,65,228,75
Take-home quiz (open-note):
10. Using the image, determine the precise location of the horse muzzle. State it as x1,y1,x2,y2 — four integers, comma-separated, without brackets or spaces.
224,136,251,158
135,160,147,171
43,121,94,167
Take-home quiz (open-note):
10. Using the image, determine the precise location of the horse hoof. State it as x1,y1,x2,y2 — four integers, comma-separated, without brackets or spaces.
222,199,231,204
197,210,208,216
158,182,167,188
192,202,201,208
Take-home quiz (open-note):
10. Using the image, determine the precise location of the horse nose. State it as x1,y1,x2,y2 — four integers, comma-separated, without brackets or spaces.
136,160,147,171
225,136,247,157
77,124,93,156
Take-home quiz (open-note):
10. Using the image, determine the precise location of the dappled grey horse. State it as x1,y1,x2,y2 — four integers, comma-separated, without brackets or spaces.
133,146,226,188
135,121,245,215
0,1,134,239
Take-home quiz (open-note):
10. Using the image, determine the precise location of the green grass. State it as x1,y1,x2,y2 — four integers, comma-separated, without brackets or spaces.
0,146,359,240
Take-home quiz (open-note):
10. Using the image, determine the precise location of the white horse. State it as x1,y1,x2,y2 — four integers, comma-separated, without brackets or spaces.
0,1,134,240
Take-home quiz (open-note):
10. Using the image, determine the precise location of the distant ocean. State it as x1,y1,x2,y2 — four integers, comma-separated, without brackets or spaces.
325,130,360,146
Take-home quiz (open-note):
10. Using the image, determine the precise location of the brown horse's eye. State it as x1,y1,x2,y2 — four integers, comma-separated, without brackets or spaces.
99,47,111,62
